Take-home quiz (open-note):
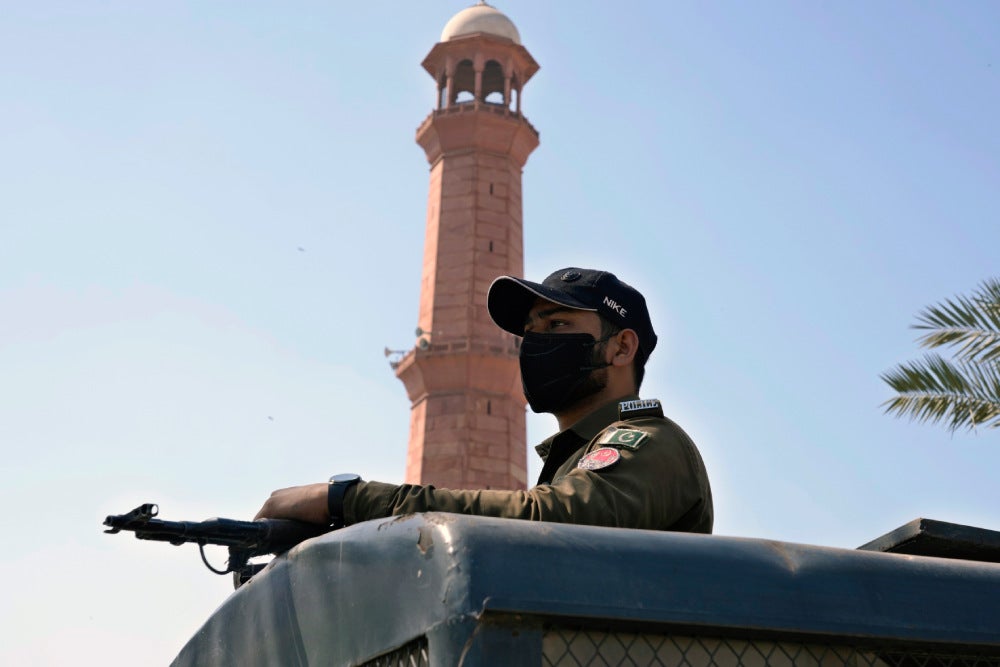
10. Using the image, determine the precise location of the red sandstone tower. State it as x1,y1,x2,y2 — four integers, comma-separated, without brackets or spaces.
394,3,540,490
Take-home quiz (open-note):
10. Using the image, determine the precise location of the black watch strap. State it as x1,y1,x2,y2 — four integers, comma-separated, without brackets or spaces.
327,474,361,528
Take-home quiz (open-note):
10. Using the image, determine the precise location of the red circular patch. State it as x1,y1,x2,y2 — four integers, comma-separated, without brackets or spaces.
577,447,621,471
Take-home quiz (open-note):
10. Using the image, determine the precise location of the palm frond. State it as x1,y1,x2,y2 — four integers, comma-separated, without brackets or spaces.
881,353,1000,432
913,278,1000,362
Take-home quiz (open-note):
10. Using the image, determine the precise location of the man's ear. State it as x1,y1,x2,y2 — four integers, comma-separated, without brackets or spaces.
610,329,639,368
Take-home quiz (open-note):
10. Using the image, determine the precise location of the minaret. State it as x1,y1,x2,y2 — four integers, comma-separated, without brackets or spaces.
394,3,539,490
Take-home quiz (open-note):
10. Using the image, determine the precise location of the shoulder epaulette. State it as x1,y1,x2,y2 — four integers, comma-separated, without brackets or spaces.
618,398,664,420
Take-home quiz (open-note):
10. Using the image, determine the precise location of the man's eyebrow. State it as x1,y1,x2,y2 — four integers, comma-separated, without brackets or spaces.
524,306,575,327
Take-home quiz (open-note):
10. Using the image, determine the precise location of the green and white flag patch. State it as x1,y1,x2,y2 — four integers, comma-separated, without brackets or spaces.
597,427,649,450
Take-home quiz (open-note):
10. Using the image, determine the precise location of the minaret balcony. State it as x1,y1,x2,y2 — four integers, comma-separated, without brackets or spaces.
416,105,539,167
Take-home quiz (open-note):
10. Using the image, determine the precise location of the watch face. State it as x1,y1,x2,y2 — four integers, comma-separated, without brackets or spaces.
331,473,360,484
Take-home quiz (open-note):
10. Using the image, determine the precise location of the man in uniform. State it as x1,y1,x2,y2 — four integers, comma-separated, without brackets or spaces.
255,268,713,534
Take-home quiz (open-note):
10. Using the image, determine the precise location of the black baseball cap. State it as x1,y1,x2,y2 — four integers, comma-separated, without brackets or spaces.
487,267,658,359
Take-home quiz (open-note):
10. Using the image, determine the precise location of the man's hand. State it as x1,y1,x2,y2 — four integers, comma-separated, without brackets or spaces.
254,483,329,525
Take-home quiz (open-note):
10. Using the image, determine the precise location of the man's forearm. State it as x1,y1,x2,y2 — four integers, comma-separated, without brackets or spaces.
255,483,329,524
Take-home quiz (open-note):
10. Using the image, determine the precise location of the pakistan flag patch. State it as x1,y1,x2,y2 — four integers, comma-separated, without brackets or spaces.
597,427,650,450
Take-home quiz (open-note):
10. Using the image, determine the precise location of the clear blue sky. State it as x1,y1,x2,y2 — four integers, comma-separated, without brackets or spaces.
2,2,998,663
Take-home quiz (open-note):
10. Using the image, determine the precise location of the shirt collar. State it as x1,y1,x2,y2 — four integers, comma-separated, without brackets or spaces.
534,394,639,460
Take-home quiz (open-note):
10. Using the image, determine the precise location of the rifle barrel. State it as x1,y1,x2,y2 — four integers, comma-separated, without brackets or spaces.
104,504,329,557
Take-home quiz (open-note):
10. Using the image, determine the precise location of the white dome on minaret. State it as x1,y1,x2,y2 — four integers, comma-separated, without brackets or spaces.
440,2,521,44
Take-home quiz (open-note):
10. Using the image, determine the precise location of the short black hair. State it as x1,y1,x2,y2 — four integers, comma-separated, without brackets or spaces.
599,316,647,390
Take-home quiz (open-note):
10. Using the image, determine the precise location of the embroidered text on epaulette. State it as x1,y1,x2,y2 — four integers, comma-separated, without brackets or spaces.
618,398,664,420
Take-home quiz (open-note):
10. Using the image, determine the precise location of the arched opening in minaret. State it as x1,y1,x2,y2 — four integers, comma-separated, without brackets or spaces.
483,60,505,105
509,74,520,111
452,59,475,105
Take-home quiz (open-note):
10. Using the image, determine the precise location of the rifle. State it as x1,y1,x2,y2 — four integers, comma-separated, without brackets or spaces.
103,503,330,587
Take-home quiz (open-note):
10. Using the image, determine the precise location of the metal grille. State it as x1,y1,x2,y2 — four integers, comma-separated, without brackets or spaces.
360,636,429,667
542,631,1000,667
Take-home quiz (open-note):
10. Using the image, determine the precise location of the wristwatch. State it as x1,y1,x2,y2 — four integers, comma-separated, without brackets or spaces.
327,473,362,528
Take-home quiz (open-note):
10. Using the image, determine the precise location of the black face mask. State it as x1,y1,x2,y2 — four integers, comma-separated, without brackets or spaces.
519,331,612,414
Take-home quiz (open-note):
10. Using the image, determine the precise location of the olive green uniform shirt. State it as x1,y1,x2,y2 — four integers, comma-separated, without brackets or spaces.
344,396,713,533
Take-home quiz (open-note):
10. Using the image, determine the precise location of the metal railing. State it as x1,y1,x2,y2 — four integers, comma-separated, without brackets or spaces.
361,637,430,667
542,631,1000,667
